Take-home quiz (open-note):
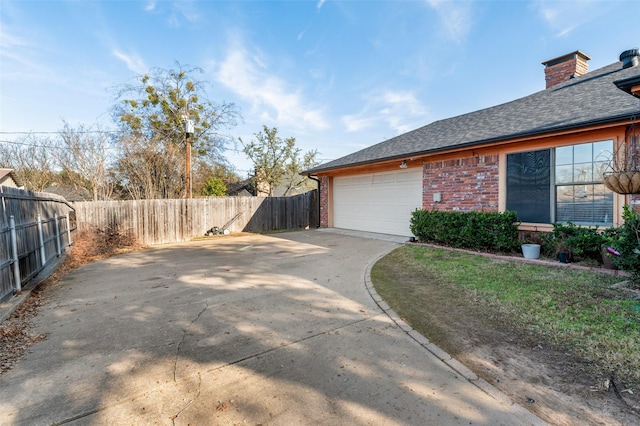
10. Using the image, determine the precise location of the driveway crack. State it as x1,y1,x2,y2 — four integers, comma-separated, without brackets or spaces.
173,301,209,382
170,372,202,425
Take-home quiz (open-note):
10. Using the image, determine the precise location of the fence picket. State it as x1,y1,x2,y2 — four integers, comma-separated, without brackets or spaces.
0,186,75,301
72,191,318,247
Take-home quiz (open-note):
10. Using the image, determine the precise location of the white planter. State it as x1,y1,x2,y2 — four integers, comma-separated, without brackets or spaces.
521,244,541,259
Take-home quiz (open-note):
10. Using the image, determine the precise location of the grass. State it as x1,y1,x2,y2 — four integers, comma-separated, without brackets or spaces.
371,245,640,388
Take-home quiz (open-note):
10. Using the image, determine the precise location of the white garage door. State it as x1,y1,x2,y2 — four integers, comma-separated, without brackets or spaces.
333,169,423,236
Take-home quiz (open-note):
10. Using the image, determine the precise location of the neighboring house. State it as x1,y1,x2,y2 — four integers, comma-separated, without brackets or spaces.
307,49,640,237
42,184,93,202
0,168,22,188
226,179,256,197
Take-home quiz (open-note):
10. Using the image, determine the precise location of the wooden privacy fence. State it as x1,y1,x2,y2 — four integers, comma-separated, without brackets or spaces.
73,190,318,246
1,187,75,302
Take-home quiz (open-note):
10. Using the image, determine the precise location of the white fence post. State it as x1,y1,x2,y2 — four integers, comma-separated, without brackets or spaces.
66,214,72,246
9,215,21,293
55,213,61,257
37,214,46,267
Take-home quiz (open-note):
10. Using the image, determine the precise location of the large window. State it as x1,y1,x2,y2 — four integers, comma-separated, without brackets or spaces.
506,140,613,225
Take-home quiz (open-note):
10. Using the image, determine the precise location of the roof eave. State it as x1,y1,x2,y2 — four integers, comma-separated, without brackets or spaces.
306,112,639,175
614,74,640,99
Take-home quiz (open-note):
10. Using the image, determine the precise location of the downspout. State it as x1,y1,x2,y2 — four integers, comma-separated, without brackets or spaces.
307,174,321,228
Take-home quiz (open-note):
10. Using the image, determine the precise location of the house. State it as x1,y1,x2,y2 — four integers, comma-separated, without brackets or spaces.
226,179,256,197
42,183,94,202
0,168,22,188
307,49,640,237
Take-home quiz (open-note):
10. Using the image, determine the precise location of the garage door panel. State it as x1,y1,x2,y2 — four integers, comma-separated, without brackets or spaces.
333,169,422,236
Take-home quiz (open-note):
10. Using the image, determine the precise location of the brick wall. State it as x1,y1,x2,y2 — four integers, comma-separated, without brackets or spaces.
422,154,499,211
319,176,329,227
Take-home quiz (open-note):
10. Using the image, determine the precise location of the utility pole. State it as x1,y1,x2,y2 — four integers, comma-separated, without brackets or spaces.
184,113,194,199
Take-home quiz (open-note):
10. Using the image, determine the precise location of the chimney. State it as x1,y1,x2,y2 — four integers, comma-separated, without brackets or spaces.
542,50,591,89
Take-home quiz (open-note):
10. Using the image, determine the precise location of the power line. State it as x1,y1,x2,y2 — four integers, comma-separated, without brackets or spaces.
0,130,121,135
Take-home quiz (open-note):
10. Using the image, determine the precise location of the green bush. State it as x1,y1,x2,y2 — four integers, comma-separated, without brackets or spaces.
541,222,605,262
611,205,640,285
410,209,519,252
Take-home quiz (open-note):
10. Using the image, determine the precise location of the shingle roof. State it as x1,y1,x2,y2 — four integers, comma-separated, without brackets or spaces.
308,60,640,174
0,168,22,187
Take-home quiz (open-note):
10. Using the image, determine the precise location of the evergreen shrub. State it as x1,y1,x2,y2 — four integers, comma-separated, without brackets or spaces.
409,209,519,252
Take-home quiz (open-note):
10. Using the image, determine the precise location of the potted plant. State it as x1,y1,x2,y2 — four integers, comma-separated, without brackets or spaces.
555,241,573,263
602,122,640,194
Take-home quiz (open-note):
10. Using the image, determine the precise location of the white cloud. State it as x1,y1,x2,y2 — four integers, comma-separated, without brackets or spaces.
112,49,147,74
167,1,200,27
212,41,328,131
533,0,603,37
342,114,377,132
144,1,156,12
425,0,473,42
343,90,428,135
317,0,326,11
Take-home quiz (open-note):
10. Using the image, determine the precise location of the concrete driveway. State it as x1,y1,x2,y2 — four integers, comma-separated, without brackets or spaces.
0,230,545,425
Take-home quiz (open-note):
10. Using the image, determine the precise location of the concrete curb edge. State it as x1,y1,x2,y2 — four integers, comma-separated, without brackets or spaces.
363,248,549,426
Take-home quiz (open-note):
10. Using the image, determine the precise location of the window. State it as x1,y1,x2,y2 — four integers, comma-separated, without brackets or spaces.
506,150,551,223
506,140,613,225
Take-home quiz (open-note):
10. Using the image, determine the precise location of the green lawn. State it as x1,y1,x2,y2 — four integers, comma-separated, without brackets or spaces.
371,245,640,388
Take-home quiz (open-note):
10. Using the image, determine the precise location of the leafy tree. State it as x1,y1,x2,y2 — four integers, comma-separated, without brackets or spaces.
112,63,239,199
240,125,320,196
282,147,321,195
201,177,227,196
191,161,240,196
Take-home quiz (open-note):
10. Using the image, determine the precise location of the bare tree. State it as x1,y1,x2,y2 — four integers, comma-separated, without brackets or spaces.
56,122,115,201
0,135,59,191
113,134,184,199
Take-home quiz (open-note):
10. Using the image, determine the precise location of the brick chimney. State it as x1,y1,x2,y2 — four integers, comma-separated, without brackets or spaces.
542,50,591,89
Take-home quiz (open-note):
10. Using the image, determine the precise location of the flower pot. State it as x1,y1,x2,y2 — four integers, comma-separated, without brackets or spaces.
601,247,618,270
603,171,640,194
558,252,570,263
521,244,541,259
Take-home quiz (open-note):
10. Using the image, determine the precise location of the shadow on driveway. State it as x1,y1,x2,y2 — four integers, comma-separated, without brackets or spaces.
0,230,544,425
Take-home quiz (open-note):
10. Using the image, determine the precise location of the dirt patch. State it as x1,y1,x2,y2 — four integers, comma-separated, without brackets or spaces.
373,248,640,426
426,291,639,425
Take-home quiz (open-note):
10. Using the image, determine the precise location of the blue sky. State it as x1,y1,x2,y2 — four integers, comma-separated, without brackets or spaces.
1,0,639,176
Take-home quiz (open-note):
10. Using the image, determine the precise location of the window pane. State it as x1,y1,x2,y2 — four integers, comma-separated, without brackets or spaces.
556,185,573,203
574,163,593,182
593,141,613,163
556,146,573,165
594,160,609,178
555,164,573,184
574,143,592,163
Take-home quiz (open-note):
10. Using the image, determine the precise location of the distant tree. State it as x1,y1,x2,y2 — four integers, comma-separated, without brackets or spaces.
113,134,183,200
240,125,320,196
282,147,321,196
191,161,240,196
0,134,59,191
201,177,227,196
56,122,115,201
112,63,239,199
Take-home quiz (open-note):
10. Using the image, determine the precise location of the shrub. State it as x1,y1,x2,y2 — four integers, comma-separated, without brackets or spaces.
541,222,605,262
611,205,640,285
410,209,519,252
